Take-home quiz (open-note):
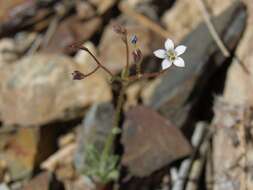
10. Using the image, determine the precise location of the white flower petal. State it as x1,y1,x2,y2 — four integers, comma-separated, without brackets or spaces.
175,45,187,56
165,38,174,50
153,49,166,59
161,59,172,70
174,57,185,67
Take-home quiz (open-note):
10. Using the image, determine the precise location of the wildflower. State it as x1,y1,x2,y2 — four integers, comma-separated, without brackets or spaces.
153,38,187,69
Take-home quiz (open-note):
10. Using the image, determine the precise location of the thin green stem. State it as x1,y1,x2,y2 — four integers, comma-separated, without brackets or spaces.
114,84,127,127
101,83,126,160
99,29,131,184
125,33,130,71
101,32,130,167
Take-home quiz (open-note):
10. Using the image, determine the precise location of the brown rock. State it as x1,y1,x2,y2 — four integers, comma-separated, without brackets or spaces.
0,127,54,181
74,41,98,66
124,82,142,110
121,106,192,177
0,160,8,182
0,33,37,68
22,171,64,190
0,38,18,67
64,176,95,190
22,172,51,190
0,123,71,182
41,143,76,179
89,0,116,14
0,53,111,126
44,16,102,54
75,1,95,19
0,0,27,22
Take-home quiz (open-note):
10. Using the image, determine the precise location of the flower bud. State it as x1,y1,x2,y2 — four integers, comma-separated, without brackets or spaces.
72,70,85,80
132,49,142,63
130,35,138,45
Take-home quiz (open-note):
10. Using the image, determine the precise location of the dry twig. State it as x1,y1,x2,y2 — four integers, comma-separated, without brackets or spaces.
195,0,250,74
194,0,230,57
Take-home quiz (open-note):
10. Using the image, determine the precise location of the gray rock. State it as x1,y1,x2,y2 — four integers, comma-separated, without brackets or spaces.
0,184,9,190
161,0,232,42
74,102,115,172
148,2,246,127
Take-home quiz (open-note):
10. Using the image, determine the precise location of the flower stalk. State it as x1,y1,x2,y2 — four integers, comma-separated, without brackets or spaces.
71,45,114,77
101,30,131,170
71,25,187,186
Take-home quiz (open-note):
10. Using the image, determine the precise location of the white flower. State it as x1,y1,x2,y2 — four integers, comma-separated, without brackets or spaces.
153,38,187,70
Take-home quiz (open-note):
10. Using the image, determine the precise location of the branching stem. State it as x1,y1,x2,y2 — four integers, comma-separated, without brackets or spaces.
73,45,114,77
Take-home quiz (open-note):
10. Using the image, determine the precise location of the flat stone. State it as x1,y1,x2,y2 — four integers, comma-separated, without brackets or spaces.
120,0,160,21
121,106,192,177
44,16,102,54
0,53,111,126
0,128,38,181
89,0,117,15
0,126,58,181
22,172,51,190
0,0,27,22
75,1,95,19
22,171,64,190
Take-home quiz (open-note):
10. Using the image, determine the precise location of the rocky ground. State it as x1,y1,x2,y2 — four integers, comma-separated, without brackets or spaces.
0,0,253,190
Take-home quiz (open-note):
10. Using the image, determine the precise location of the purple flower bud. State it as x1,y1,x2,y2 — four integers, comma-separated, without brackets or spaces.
131,35,138,44
72,70,85,80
